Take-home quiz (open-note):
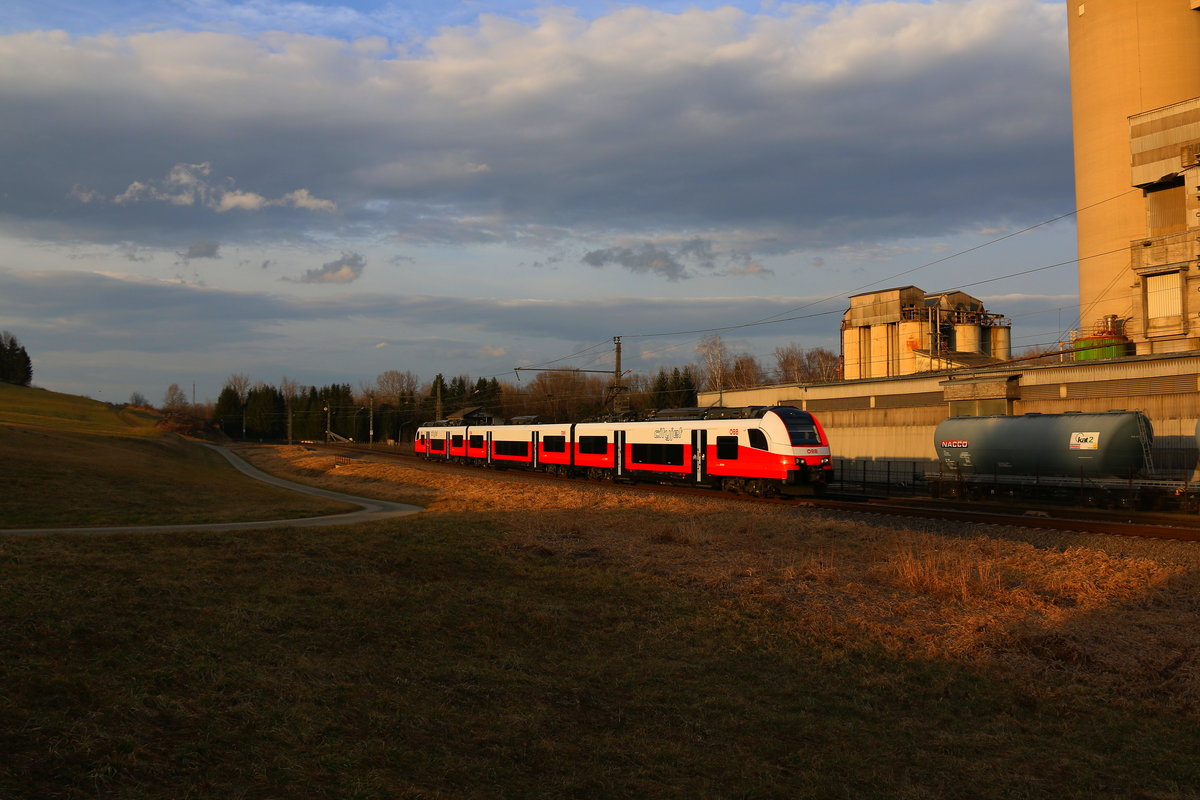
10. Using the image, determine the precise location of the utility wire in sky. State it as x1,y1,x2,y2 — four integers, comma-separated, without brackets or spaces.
625,187,1138,341
523,186,1138,371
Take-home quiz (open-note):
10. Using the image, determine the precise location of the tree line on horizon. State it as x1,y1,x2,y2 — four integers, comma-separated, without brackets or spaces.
146,337,841,442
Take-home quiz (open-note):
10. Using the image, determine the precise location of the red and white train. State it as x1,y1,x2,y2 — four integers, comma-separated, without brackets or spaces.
415,406,833,496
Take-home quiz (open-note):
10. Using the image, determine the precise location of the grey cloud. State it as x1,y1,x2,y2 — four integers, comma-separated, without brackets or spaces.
725,261,774,278
182,241,221,260
583,245,690,281
284,252,366,284
0,1,1071,254
119,243,152,262
582,237,776,281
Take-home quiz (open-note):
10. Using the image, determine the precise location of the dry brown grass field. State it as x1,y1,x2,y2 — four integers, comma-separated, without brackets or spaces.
250,446,1200,716
5,432,1200,798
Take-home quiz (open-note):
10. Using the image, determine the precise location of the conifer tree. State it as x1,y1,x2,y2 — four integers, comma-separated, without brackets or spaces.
0,331,32,386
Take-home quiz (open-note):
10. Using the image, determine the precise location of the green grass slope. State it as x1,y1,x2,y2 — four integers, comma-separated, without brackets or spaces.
0,383,354,528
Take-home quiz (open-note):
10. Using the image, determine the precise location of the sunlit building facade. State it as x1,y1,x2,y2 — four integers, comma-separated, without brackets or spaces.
1066,0,1200,351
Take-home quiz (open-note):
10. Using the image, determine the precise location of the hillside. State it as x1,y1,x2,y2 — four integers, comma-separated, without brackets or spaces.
0,383,354,528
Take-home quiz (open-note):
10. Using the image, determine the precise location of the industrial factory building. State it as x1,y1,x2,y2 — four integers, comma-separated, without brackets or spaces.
840,287,1010,380
701,1,1200,473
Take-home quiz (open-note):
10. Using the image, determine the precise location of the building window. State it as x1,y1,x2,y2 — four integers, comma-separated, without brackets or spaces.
1146,179,1186,236
1146,271,1182,320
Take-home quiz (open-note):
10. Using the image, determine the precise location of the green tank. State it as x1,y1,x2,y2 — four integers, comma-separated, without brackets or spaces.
1072,336,1132,361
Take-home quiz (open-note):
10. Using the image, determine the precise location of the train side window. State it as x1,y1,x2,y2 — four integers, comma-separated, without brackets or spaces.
451,435,464,448
748,429,768,450
579,436,608,455
431,438,445,452
494,440,529,457
543,435,566,453
630,443,685,466
469,435,484,448
716,436,739,460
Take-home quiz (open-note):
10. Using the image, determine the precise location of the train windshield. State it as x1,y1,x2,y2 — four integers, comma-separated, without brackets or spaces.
777,411,820,446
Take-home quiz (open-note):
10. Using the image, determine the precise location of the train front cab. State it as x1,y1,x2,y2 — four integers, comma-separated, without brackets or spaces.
772,407,833,492
700,409,831,496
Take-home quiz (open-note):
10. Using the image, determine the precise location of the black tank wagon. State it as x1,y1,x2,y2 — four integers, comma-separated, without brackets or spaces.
934,411,1150,479
926,411,1197,509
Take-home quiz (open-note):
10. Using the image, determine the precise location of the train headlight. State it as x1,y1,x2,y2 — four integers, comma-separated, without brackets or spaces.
820,457,831,465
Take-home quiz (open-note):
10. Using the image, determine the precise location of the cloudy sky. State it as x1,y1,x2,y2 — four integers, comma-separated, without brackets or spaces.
1,0,1080,404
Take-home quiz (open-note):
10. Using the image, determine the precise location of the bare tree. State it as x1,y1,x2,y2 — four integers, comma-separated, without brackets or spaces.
728,353,764,388
279,376,299,401
226,373,250,404
773,343,840,384
696,334,731,394
804,347,840,382
501,371,606,422
162,383,189,415
774,343,806,384
376,369,419,407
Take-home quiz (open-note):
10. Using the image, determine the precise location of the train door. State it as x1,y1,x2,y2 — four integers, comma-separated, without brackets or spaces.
692,429,707,482
569,424,577,470
486,430,493,466
532,431,540,469
615,429,626,478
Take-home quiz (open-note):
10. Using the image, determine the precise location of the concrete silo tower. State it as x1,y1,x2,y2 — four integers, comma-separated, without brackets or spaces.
1066,0,1200,348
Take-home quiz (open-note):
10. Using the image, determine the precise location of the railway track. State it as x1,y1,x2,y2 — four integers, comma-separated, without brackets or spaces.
319,443,1200,542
